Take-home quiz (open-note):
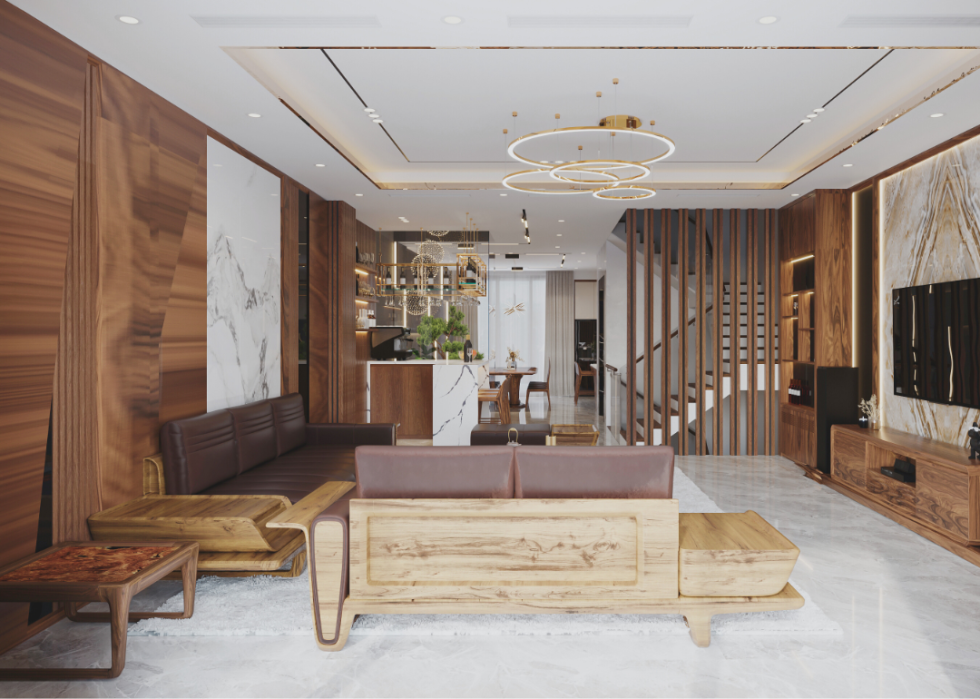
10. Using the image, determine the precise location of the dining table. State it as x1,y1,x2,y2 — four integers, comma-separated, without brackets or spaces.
488,366,538,409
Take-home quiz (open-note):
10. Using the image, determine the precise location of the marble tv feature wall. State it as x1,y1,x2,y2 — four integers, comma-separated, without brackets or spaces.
880,133,980,444
206,137,282,411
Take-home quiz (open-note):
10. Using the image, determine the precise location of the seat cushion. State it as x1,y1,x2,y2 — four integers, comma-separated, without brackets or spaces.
227,402,278,474
270,394,307,455
200,445,356,503
355,446,515,498
526,381,548,389
160,411,238,495
515,446,674,498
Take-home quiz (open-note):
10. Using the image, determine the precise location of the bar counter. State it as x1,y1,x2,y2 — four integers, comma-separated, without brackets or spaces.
367,360,489,445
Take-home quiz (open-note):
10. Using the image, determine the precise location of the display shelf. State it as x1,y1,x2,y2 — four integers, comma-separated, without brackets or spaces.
355,295,378,304
355,263,377,276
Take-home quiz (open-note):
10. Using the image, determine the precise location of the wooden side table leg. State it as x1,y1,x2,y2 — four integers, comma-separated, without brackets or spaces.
684,612,713,648
178,556,197,619
107,587,134,678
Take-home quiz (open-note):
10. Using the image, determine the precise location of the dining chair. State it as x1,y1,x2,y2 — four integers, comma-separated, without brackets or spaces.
574,362,596,404
525,358,551,409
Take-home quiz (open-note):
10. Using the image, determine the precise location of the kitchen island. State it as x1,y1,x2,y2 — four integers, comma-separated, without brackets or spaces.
367,360,489,445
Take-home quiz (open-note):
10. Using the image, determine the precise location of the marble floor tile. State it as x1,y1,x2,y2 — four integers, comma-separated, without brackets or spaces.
2,454,979,697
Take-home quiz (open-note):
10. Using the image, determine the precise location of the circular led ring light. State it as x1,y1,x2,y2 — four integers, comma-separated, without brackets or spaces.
549,160,651,184
592,185,657,201
507,127,675,169
502,168,605,195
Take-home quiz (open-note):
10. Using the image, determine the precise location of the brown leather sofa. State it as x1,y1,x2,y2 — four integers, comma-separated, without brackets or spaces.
305,444,675,646
469,423,552,446
159,393,396,503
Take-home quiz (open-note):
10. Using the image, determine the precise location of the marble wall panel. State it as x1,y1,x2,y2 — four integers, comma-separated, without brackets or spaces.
881,133,980,444
206,137,281,411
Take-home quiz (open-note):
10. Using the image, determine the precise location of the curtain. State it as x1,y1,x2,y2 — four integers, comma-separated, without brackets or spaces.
488,272,547,385
546,271,575,396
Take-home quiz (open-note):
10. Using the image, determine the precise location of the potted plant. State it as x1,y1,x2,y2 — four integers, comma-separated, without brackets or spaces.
416,314,447,360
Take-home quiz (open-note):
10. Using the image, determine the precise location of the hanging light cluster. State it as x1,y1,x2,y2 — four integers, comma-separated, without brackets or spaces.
502,79,674,201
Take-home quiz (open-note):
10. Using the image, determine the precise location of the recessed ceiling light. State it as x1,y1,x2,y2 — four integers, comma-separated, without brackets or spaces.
557,234,563,237
581,252,586,255
355,193,363,197
117,15,140,24
931,113,945,118
554,161,564,164
791,193,800,197
807,113,818,119
315,163,325,167
813,108,825,113
443,16,463,25
843,163,853,168
370,114,381,119
800,119,811,124
270,193,278,196
558,219,565,223
500,193,507,196
758,16,778,24
247,113,261,118
212,164,222,168
364,108,375,113
373,119,383,124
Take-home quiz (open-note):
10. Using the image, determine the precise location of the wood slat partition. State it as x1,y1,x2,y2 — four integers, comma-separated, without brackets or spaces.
730,210,741,456
280,178,300,396
747,210,758,455
871,183,879,402
713,210,724,455
765,210,776,455
309,198,359,423
695,210,706,455
644,210,656,445
677,210,689,455
625,210,637,445
661,210,671,449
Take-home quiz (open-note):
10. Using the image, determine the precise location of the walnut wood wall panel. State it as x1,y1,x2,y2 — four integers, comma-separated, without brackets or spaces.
309,198,359,423
660,210,671,448
280,178,300,397
677,210,689,455
643,210,655,445
747,211,758,454
370,364,433,439
765,210,776,455
625,209,637,446
815,190,852,368
695,210,706,455
730,211,741,456
0,1,87,652
712,210,724,455
871,183,879,402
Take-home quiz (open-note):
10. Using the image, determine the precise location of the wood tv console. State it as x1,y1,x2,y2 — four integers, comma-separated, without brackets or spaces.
830,425,980,566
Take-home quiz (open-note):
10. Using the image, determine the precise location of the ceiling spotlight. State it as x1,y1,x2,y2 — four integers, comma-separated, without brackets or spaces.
843,163,853,168
931,113,945,118
581,252,586,255
373,119,383,124
315,163,325,167
558,219,565,223
500,193,507,197
117,15,140,24
369,114,381,119
800,119,811,124
247,113,262,118
557,233,562,237
555,245,560,249
813,108,825,113
364,108,375,113
355,193,363,197
443,16,463,24
791,193,800,197
807,113,818,119
758,16,779,24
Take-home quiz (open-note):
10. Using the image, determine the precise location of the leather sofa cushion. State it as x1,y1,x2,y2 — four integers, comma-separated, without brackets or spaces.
515,446,674,498
270,394,307,455
355,446,515,498
201,445,356,503
228,402,278,474
160,411,238,495
470,423,551,446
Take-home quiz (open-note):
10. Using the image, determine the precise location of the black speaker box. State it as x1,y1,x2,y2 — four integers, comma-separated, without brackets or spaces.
816,367,860,474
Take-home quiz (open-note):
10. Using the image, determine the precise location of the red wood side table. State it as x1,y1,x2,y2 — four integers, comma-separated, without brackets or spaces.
0,540,198,680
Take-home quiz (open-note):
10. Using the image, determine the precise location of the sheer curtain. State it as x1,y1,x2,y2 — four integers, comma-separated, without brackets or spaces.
546,271,575,396
488,272,547,385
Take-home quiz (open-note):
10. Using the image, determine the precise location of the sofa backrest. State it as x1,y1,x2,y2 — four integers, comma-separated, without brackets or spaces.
227,402,278,474
160,411,238,495
514,446,674,498
355,446,515,498
270,394,307,455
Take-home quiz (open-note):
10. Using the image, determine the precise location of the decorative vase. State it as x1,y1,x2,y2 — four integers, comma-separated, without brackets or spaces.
870,419,879,430
507,359,517,370
858,416,869,429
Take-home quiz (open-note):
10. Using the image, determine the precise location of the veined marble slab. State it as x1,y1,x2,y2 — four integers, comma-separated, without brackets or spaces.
206,137,281,412
880,132,980,444
432,362,489,446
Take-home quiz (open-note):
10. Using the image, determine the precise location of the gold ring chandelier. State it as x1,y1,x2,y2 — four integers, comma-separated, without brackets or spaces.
502,80,674,200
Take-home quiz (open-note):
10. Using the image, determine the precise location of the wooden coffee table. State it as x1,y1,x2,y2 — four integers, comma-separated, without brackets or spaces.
0,541,198,680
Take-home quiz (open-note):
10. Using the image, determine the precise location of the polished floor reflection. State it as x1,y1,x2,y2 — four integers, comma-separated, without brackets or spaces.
2,454,979,696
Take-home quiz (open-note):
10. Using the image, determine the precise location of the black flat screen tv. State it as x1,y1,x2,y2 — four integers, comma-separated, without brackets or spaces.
893,277,980,409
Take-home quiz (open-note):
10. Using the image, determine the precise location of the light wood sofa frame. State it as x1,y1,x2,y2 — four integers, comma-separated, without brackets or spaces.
270,489,803,649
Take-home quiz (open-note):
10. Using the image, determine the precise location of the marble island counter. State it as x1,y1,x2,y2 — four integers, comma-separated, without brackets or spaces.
367,360,488,445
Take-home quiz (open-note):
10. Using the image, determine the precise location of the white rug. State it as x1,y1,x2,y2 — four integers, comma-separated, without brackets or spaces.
130,470,841,639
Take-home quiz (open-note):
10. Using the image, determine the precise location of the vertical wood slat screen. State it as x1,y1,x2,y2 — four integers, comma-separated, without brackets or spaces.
632,208,778,455
625,209,637,445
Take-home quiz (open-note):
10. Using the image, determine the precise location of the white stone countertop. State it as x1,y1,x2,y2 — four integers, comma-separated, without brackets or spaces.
367,359,488,366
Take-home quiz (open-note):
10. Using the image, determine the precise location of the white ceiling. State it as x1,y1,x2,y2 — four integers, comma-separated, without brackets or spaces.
11,0,980,274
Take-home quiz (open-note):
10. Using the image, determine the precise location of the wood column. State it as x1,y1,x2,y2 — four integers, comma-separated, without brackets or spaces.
730,210,741,456
713,210,724,455
661,210,672,449
764,210,776,455
747,210,758,455
280,177,300,396
309,198,359,423
644,211,656,445
677,210,689,455
695,209,706,455
871,181,880,402
625,209,637,445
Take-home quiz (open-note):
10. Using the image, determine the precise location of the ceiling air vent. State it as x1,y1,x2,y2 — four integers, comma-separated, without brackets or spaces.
505,253,520,259
507,15,691,29
192,15,382,29
489,253,497,259
511,267,524,271
840,15,980,27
